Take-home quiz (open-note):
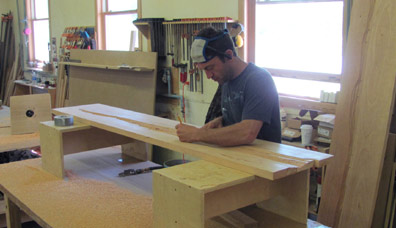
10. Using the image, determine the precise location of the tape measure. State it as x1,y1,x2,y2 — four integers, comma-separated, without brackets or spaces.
54,115,74,126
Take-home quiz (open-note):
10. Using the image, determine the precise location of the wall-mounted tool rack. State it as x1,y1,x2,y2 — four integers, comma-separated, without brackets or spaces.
134,17,237,95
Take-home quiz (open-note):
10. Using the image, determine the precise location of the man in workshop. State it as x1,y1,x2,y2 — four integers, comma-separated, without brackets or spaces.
175,27,281,146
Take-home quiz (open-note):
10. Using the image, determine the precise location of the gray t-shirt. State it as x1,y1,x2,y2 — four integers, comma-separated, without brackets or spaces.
221,63,281,143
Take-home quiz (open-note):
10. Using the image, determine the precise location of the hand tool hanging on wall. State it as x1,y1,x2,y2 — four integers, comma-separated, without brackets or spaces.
180,64,187,83
164,18,235,94
189,57,194,91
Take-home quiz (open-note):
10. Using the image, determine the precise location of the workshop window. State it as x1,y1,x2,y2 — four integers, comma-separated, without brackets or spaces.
96,0,140,51
26,0,50,63
253,0,343,99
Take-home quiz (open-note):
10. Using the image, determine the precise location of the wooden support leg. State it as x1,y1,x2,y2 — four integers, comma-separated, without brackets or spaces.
121,140,151,161
40,121,134,178
5,195,21,228
257,169,310,224
153,160,311,228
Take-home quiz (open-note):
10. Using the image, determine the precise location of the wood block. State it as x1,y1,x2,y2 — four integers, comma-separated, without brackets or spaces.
121,140,151,161
171,66,180,95
10,94,51,135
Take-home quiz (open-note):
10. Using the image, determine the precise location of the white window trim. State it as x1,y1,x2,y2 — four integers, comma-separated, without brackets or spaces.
95,0,142,50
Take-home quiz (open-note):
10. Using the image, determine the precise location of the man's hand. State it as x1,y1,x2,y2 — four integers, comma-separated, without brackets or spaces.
202,116,223,129
175,124,201,142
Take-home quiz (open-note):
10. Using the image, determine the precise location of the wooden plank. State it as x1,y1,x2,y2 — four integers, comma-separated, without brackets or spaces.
268,68,340,83
53,104,332,180
372,134,396,227
318,1,396,227
279,95,337,114
5,194,21,228
59,62,154,72
69,49,157,72
10,94,52,134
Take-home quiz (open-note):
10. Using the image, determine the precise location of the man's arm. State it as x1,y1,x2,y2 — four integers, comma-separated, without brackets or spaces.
175,119,263,146
202,116,223,129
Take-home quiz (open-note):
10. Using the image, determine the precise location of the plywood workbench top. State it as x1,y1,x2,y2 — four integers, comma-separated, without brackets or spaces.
0,149,154,228
53,104,333,180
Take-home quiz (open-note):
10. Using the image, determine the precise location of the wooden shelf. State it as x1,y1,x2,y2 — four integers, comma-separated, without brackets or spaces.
134,19,237,41
14,80,56,90
162,20,237,25
133,22,150,40
282,140,330,153
59,62,154,72
280,95,337,114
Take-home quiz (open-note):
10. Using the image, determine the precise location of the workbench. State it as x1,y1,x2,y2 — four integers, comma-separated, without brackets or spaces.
13,80,56,109
0,147,329,228
0,104,333,227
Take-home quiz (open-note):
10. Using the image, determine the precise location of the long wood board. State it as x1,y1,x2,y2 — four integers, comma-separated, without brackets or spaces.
318,0,396,227
53,104,332,180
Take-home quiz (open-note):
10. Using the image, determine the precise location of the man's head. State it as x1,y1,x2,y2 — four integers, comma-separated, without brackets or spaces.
191,27,237,84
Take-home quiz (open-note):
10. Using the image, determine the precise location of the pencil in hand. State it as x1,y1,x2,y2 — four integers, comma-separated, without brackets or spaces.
177,116,183,124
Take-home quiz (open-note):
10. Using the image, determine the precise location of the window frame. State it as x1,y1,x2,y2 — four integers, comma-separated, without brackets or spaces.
26,0,51,63
247,0,345,85
95,0,142,50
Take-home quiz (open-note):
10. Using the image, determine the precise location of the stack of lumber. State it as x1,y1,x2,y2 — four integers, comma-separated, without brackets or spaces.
0,12,21,104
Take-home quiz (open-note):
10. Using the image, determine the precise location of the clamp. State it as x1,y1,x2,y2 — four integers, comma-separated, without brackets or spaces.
54,115,74,126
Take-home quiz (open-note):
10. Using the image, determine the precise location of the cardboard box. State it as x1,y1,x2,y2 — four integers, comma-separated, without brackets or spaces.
287,117,318,130
318,125,333,138
286,117,303,130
